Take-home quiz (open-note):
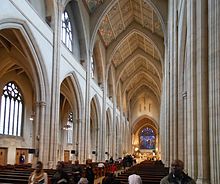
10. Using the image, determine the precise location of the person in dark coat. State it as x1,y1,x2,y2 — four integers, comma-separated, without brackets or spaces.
72,160,83,183
19,154,25,164
51,162,69,184
85,163,94,184
160,159,196,184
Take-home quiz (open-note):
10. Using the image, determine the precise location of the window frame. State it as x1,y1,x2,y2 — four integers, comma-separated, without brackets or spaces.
0,81,24,137
61,10,73,51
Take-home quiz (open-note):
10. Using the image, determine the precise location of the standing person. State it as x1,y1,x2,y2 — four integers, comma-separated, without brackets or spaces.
19,153,25,164
110,164,117,174
28,161,48,184
51,162,69,184
128,170,142,184
109,156,114,164
85,163,94,184
160,159,196,184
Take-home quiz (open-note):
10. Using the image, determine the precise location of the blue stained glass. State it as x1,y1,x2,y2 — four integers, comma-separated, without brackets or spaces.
139,127,155,149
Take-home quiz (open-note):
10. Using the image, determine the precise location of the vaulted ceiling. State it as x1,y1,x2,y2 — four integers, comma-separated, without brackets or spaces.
84,0,166,115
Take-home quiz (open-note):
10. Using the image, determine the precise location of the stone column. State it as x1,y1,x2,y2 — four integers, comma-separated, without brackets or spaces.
101,81,106,161
177,0,187,162
113,97,117,159
186,0,197,178
182,92,187,170
33,101,46,166
196,0,210,183
46,0,62,169
84,50,91,162
78,112,86,163
208,0,220,183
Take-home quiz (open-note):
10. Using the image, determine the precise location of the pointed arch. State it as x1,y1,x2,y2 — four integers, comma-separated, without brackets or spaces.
59,72,84,161
90,95,101,161
132,115,159,132
132,116,159,153
0,20,50,164
0,19,49,103
60,72,84,120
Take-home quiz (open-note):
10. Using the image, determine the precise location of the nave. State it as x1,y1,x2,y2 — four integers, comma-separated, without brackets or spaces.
0,1,220,183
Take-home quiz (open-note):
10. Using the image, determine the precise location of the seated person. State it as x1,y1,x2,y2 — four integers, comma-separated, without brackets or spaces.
128,170,142,184
51,162,69,184
28,161,48,184
78,170,89,184
72,160,82,183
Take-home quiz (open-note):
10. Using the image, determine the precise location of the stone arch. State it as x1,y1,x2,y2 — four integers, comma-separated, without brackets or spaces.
107,26,164,68
59,72,84,161
115,49,162,88
0,20,49,103
132,115,159,132
90,95,101,161
0,20,49,163
60,72,84,121
121,69,161,97
132,116,159,155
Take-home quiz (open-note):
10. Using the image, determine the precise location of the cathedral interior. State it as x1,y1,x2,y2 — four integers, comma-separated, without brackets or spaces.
0,0,219,183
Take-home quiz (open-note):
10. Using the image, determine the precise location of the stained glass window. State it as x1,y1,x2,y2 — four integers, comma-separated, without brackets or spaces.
0,82,23,136
139,127,155,149
62,10,73,51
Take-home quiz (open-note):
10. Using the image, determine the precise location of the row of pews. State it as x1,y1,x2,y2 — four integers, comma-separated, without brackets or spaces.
0,162,123,183
0,167,56,184
115,160,169,184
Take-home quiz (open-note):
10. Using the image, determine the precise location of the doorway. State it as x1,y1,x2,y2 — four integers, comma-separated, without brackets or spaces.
0,148,7,166
64,150,70,162
16,148,28,164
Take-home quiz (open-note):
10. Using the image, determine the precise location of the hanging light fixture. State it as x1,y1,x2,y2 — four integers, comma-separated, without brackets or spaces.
62,124,72,130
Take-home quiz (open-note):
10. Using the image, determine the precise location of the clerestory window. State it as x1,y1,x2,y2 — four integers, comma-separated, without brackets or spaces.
0,82,23,136
62,10,73,51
